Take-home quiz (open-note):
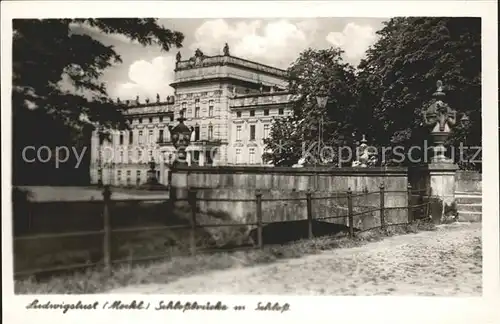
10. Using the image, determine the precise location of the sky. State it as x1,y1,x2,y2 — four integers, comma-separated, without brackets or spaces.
76,18,387,101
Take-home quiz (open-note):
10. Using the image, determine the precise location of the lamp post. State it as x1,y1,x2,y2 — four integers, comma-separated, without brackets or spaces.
315,91,328,165
97,125,104,188
168,109,194,167
460,113,471,168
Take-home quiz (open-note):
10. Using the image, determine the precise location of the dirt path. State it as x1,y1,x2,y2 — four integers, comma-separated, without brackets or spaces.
109,223,482,296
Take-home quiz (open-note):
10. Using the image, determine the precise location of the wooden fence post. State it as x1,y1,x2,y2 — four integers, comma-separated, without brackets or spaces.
188,188,197,256
306,189,313,239
347,188,354,238
102,185,112,274
407,183,413,223
255,190,263,249
379,182,385,229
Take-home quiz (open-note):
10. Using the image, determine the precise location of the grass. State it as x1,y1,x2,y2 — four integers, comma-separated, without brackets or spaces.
15,219,436,294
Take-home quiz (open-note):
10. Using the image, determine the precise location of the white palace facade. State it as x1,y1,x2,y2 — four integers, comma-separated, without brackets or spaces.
90,46,293,186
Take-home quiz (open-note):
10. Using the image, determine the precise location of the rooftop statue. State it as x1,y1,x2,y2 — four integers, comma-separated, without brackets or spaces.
176,51,181,62
223,43,230,56
194,48,204,58
191,48,205,67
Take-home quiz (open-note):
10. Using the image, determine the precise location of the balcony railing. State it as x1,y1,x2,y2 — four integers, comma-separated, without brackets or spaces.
157,138,224,146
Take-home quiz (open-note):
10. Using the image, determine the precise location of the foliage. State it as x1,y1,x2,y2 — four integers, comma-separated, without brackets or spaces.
356,17,481,167
262,116,303,166
12,19,184,184
263,47,358,166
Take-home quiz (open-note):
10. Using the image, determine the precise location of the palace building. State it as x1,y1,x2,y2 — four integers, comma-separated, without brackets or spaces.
90,45,293,186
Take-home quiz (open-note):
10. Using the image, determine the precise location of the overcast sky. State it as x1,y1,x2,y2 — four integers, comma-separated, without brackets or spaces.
77,18,387,101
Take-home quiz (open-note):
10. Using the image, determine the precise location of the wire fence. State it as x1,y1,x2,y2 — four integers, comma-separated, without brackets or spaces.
13,183,429,278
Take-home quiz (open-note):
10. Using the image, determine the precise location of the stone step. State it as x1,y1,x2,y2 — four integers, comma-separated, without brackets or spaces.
458,211,482,222
457,203,482,213
455,195,482,204
455,191,482,196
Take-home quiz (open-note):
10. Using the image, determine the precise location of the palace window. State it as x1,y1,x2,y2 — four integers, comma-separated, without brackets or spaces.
237,111,242,118
250,125,256,140
181,102,187,112
119,151,124,163
159,116,163,123
236,125,242,140
195,99,200,118
278,108,284,115
250,110,255,117
159,129,164,142
149,117,153,123
208,125,213,140
264,124,270,139
117,170,122,182
138,150,142,162
138,130,143,144
208,100,214,117
194,125,200,141
193,151,200,166
129,131,133,144
128,150,132,163
148,130,154,143
249,148,255,164
264,109,269,116
119,132,124,145
138,118,143,124
235,149,241,164
205,150,213,166
170,114,175,122
136,170,141,183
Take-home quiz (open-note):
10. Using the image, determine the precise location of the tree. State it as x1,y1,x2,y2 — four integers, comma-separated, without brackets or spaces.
263,47,358,166
262,116,303,167
356,17,481,168
12,19,184,184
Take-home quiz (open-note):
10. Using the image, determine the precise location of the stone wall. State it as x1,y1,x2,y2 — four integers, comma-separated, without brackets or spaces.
170,166,410,230
455,170,482,193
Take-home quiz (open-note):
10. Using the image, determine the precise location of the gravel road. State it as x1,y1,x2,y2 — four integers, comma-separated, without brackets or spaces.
109,223,481,296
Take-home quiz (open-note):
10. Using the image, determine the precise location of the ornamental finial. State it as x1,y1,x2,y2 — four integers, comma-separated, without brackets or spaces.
433,80,445,97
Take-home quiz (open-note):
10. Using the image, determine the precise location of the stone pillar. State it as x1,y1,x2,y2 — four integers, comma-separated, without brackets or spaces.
422,81,459,223
423,163,458,223
159,159,165,184
199,148,205,166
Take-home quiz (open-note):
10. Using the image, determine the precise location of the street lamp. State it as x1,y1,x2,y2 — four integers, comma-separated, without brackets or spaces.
97,125,104,188
315,92,328,165
460,113,471,167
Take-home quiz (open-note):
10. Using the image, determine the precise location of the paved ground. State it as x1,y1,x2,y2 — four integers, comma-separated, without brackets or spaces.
109,222,481,296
